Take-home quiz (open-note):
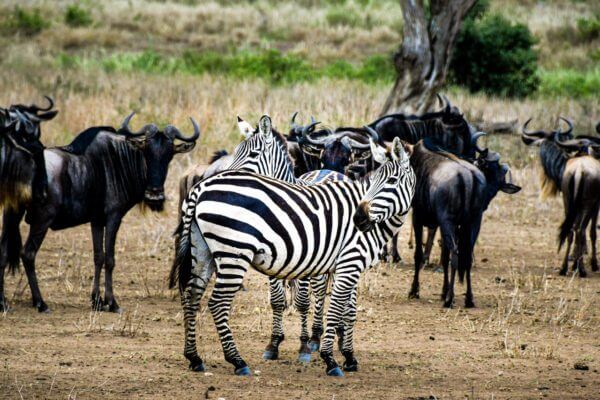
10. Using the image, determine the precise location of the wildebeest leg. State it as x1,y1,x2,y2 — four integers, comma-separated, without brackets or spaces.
21,219,52,312
293,277,312,362
573,225,588,278
0,207,25,312
423,227,437,267
591,211,598,272
103,215,123,313
459,224,476,308
182,225,215,372
263,277,286,360
309,274,328,352
409,218,424,299
559,231,573,276
90,223,105,311
440,243,450,300
341,285,358,372
439,222,458,308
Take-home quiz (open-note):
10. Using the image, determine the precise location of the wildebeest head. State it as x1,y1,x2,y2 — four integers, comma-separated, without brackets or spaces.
299,123,378,174
475,149,521,197
354,137,415,232
119,112,200,211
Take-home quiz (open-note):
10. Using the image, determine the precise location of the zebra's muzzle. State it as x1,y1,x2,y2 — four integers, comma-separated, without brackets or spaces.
353,202,375,232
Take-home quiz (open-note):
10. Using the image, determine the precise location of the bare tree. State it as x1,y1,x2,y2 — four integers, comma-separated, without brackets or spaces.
381,0,477,115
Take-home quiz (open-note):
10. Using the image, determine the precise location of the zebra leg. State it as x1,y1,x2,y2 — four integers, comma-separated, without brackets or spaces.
341,286,358,372
320,268,360,377
293,277,312,363
182,224,215,372
309,274,328,352
389,232,402,264
264,277,286,360
208,260,251,376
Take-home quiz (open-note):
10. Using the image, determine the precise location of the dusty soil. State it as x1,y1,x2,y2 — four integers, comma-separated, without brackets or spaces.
1,167,598,399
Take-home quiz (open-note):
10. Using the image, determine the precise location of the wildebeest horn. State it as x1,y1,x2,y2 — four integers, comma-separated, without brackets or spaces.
521,118,551,139
310,116,317,125
342,135,370,151
471,131,487,152
119,112,158,138
436,93,445,111
300,121,326,147
557,116,573,136
290,111,299,129
363,125,380,143
12,96,54,113
173,118,201,142
13,109,37,135
442,94,451,113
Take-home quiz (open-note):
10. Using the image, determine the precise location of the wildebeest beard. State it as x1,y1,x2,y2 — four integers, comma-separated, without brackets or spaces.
538,140,569,199
0,136,37,209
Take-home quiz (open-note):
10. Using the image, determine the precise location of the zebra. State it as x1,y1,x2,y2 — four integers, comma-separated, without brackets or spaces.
170,117,416,376
174,115,347,366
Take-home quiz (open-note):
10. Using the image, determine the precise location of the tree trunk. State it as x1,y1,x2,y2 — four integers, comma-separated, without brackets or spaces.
380,0,477,116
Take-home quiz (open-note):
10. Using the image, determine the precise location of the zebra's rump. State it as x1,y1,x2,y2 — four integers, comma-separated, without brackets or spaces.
193,170,356,279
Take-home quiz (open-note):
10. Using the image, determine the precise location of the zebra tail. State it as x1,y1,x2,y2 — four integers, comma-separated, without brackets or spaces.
169,188,200,293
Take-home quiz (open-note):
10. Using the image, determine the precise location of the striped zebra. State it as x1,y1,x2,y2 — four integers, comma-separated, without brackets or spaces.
170,120,416,376
174,115,346,367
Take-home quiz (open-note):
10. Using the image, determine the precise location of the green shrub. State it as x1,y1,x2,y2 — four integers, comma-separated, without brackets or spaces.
450,14,539,98
576,15,600,42
65,4,93,27
538,68,600,98
1,6,49,36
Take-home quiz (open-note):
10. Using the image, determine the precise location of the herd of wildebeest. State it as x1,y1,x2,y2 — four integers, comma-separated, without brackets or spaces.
0,95,598,376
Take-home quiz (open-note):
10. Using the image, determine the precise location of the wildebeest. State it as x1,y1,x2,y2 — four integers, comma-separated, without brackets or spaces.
0,113,199,312
407,140,520,307
522,118,600,277
0,97,58,207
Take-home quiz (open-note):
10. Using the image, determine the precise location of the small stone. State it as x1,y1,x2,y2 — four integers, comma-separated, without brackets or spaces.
204,372,214,377
520,344,528,351
207,386,216,391
574,362,589,371
429,336,435,341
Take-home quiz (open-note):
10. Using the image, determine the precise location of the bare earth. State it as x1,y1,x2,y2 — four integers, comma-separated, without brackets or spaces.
1,167,598,399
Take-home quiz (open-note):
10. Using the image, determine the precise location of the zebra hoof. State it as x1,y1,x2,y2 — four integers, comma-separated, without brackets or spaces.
189,362,205,372
262,350,278,360
309,342,319,353
297,352,311,363
235,366,252,376
326,367,344,377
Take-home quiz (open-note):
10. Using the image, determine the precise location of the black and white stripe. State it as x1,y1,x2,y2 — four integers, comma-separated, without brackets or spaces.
172,135,415,376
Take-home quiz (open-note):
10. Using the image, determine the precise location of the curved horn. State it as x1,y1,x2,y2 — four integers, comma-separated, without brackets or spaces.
299,121,327,147
344,136,371,151
363,125,380,143
471,131,487,152
290,111,299,129
521,118,551,139
436,93,445,111
119,112,156,137
35,96,54,112
442,94,451,113
173,117,201,142
557,116,573,137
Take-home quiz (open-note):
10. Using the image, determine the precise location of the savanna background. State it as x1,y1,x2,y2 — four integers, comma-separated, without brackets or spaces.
0,0,598,399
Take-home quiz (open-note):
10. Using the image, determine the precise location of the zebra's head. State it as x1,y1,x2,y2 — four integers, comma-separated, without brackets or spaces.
353,137,415,232
228,115,295,181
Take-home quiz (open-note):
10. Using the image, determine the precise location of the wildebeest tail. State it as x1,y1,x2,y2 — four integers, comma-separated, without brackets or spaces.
558,171,584,250
169,186,201,293
2,209,23,274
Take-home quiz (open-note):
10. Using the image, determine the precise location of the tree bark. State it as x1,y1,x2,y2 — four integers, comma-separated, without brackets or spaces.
380,0,477,116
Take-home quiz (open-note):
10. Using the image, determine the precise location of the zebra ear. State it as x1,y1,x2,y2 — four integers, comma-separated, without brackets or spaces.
259,115,273,142
370,138,388,164
391,137,408,162
237,115,254,139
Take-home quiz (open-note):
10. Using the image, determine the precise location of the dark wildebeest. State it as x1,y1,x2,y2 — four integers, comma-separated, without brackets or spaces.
0,113,200,312
0,97,58,206
408,140,520,307
522,118,600,277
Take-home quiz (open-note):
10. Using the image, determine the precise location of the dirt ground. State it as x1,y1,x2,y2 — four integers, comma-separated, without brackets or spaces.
0,166,598,400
